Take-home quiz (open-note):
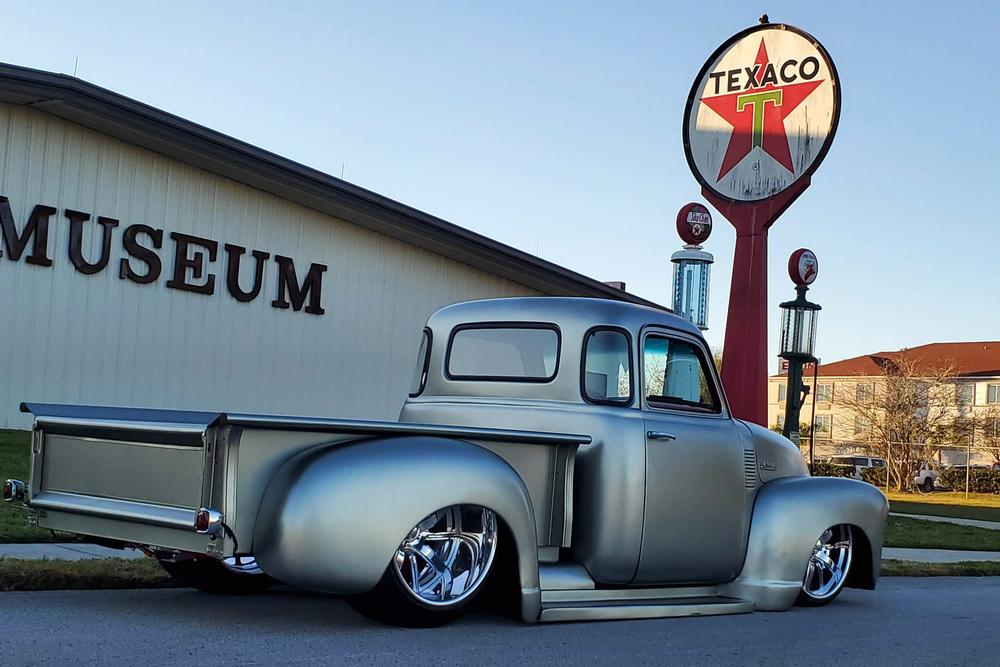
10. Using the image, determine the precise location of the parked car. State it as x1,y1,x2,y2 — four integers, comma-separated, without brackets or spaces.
4,297,888,626
913,462,939,493
827,455,887,480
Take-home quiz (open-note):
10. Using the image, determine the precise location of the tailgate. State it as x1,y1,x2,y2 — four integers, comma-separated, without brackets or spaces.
20,402,225,554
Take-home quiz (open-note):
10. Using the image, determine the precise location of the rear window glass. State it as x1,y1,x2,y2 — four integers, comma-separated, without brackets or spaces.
447,326,559,381
583,329,632,403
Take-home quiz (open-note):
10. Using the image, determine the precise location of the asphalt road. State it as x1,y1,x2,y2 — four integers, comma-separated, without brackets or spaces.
3,578,998,665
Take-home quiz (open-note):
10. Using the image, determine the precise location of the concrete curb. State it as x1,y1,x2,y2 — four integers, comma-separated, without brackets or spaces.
882,547,1000,563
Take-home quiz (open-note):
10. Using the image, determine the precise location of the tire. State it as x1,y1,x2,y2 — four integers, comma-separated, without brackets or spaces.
796,525,853,607
920,478,935,494
347,504,499,627
159,556,275,595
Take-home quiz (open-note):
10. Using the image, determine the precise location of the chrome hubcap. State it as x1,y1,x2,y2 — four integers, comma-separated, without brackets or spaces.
392,505,498,607
802,525,853,600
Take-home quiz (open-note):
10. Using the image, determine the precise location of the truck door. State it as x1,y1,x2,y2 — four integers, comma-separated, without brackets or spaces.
632,328,752,585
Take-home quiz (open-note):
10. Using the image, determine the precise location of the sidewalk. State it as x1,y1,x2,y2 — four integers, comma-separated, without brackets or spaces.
0,543,146,560
890,512,1000,531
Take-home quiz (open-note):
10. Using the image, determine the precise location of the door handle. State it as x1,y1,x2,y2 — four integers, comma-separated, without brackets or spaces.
646,431,677,441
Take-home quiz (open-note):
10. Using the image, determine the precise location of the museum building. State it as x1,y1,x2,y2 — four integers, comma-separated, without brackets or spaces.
0,63,659,429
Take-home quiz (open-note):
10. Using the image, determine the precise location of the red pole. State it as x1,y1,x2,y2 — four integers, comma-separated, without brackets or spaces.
702,178,811,426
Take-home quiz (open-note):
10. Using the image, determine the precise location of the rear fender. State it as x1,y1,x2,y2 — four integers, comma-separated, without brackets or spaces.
252,436,541,622
721,476,888,610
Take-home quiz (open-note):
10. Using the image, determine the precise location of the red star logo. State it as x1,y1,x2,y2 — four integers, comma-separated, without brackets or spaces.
700,39,824,181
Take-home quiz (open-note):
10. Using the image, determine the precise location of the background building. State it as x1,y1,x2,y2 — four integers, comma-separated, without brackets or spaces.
0,63,660,429
769,342,1000,466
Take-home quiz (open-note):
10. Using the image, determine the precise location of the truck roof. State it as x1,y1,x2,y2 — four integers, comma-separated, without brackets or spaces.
427,297,700,337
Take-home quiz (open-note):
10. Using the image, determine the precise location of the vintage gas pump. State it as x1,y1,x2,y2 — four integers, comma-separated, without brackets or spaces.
671,203,714,330
779,249,821,457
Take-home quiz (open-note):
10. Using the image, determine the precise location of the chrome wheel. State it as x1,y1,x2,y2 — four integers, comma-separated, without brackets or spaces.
392,505,498,608
801,525,853,602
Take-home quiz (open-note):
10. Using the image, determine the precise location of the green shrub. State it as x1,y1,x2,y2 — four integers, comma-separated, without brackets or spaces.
860,466,887,486
811,462,856,478
938,468,1000,494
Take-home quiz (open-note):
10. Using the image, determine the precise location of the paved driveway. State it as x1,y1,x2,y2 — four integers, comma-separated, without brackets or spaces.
3,578,998,665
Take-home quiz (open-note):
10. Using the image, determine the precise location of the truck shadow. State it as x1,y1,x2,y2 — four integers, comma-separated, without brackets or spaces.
119,586,520,632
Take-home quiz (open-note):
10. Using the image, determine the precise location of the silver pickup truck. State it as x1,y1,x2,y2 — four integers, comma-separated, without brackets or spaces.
5,297,887,626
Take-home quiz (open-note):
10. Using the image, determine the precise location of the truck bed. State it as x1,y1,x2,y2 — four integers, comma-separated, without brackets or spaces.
20,402,588,559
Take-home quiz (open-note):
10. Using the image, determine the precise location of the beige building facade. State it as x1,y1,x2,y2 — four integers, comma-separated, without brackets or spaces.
0,63,662,429
768,343,1000,465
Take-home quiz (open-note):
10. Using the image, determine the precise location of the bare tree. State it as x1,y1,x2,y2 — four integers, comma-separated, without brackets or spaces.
836,356,960,492
975,404,1000,465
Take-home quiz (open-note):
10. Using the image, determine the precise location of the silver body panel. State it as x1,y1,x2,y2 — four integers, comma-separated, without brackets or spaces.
19,297,888,624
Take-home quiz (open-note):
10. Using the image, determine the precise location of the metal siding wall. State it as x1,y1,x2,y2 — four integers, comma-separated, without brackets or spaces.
0,103,540,429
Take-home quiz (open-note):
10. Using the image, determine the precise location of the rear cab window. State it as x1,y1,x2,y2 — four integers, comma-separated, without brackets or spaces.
642,334,720,414
446,324,559,381
582,328,632,404
408,328,432,397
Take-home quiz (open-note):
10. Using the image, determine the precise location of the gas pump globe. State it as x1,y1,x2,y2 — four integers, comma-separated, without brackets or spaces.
671,203,714,330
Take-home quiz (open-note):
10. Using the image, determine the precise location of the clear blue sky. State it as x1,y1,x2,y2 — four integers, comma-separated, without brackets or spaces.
4,1,998,366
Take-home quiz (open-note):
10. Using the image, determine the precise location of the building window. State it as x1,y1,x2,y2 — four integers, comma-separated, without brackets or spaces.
447,325,559,381
854,416,871,437
776,413,785,429
582,329,632,404
816,383,833,403
957,383,974,406
988,384,1000,404
815,415,832,438
856,383,873,405
778,383,786,402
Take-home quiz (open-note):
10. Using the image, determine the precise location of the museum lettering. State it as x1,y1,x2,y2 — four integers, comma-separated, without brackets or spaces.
0,196,327,315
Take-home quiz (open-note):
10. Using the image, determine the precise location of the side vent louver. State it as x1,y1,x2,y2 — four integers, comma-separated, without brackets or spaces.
743,449,758,488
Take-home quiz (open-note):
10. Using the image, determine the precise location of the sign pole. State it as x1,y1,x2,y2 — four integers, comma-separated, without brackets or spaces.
703,181,809,424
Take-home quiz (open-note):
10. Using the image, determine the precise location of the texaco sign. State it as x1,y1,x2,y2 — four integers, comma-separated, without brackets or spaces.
683,24,840,203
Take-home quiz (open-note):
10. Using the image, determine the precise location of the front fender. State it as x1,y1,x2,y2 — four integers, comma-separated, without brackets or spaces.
721,476,888,610
252,436,541,621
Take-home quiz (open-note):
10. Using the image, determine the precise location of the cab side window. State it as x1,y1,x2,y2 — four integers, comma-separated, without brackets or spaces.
582,329,632,404
642,335,720,414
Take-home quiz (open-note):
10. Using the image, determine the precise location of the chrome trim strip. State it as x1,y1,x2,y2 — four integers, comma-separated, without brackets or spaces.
29,491,196,531
220,413,592,446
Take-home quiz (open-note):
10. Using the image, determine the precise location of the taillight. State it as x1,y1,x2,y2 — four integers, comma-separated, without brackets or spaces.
194,508,222,535
3,479,25,502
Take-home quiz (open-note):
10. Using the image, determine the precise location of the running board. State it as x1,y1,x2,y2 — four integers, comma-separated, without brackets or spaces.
540,593,753,623
537,568,754,623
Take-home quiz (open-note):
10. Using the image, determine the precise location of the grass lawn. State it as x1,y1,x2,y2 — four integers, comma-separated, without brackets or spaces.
0,557,173,591
887,491,1000,523
0,429,68,543
883,515,1000,551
